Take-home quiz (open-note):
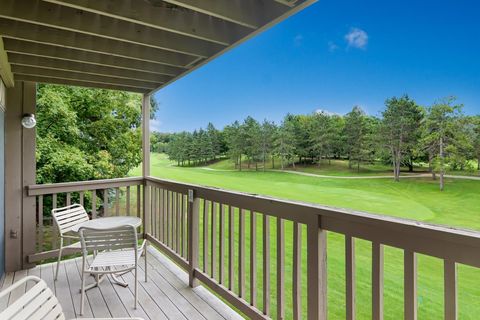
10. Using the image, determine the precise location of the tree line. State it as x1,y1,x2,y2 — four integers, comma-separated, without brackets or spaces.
156,95,480,190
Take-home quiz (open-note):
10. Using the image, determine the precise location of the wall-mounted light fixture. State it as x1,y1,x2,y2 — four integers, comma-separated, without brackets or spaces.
21,113,36,129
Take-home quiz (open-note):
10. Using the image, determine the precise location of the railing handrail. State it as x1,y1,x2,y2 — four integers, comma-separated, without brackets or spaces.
27,176,144,196
145,175,480,268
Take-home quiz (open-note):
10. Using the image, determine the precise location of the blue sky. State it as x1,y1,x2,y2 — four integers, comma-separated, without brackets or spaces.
151,0,480,132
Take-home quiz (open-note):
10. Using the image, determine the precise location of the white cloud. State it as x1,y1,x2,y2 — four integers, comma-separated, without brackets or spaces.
328,41,339,52
315,108,341,116
294,34,304,46
150,119,163,132
345,28,368,49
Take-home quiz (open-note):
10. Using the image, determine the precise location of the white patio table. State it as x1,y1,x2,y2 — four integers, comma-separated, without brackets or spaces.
71,216,142,290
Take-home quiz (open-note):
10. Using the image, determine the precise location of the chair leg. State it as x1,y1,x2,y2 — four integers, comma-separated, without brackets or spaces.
54,242,63,281
80,271,86,315
134,267,138,309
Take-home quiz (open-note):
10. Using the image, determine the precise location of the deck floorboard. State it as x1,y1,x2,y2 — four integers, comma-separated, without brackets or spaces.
0,247,243,320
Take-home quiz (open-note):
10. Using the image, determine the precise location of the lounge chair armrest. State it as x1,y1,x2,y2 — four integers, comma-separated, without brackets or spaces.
0,276,41,299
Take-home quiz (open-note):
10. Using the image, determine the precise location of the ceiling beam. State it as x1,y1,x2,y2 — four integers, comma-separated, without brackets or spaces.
14,74,148,93
3,39,184,76
0,19,196,67
274,0,298,7
8,53,172,84
43,0,250,46
0,0,224,58
11,65,158,90
162,0,291,29
0,36,14,87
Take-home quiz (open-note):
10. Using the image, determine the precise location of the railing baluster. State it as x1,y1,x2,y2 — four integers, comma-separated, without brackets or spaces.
115,187,120,216
66,192,71,206
159,188,163,243
372,242,384,320
157,187,161,236
250,210,257,307
219,203,225,284
137,185,141,219
91,190,97,219
164,189,168,244
203,199,209,273
167,190,172,247
176,193,181,253
346,235,356,320
404,250,417,320
293,222,301,320
263,214,270,316
79,191,84,207
277,217,285,319
239,208,245,298
152,187,157,236
38,195,43,253
126,186,130,216
143,185,150,239
103,189,108,217
211,202,217,279
173,192,177,252
307,216,326,320
444,260,457,320
187,189,199,287
182,194,187,259
228,205,235,291
52,193,57,249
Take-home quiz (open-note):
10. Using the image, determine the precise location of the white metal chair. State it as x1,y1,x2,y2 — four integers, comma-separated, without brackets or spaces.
79,224,147,315
52,204,90,281
0,276,144,320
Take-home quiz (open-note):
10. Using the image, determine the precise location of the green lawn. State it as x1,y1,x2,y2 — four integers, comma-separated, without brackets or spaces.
131,153,480,319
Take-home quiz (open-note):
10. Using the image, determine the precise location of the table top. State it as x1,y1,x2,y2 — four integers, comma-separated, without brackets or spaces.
70,216,142,233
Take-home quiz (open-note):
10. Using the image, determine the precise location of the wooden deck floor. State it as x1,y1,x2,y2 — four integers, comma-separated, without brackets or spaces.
0,247,243,320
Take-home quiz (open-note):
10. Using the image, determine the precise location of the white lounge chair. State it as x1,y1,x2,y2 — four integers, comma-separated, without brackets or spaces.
78,224,147,315
52,204,89,281
0,275,143,320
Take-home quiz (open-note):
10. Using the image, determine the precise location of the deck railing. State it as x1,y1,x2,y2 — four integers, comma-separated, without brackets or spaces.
27,176,480,320
27,177,144,262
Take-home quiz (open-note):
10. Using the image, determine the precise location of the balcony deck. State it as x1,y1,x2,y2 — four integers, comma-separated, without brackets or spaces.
0,246,243,320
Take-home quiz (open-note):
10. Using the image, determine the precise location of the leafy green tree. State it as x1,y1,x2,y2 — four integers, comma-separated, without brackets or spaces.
224,121,245,170
344,106,371,171
206,122,222,160
422,97,468,190
260,120,277,170
309,111,334,167
36,84,143,183
381,95,423,181
150,132,172,153
242,116,262,170
284,114,311,164
473,116,480,170
274,117,296,169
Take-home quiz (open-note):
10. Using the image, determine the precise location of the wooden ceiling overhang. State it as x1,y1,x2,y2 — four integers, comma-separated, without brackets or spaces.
0,0,316,94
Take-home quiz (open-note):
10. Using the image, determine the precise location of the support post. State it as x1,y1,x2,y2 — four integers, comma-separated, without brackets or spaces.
5,81,36,271
142,94,150,178
141,94,150,238
187,189,200,287
307,215,327,320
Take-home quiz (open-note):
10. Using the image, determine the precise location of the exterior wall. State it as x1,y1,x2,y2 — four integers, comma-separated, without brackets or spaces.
0,80,5,276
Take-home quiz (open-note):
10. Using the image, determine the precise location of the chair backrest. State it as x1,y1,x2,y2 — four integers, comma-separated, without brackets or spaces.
52,204,89,235
79,224,138,255
0,276,65,320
